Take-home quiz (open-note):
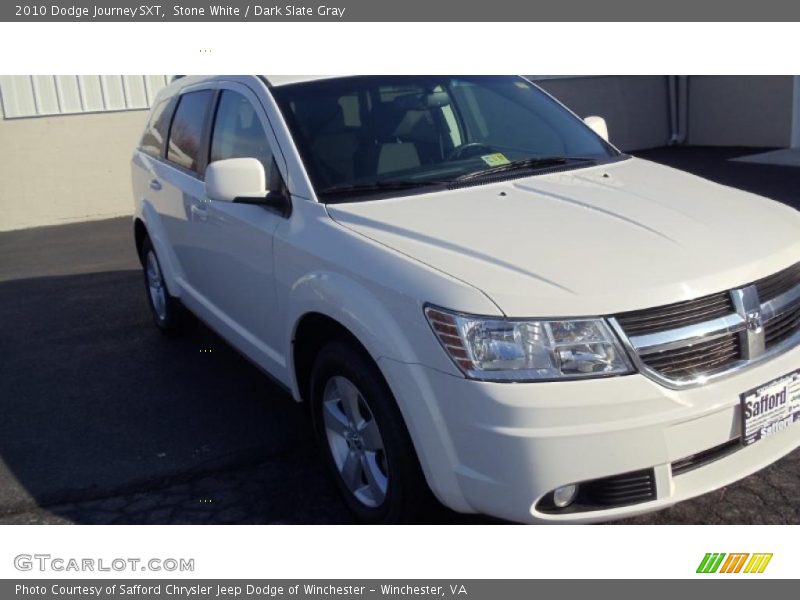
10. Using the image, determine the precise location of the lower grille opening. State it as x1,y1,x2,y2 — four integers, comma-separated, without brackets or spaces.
581,469,657,506
537,468,657,514
671,439,741,476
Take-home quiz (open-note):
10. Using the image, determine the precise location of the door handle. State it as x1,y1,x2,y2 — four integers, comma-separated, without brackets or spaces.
190,204,208,221
149,179,162,191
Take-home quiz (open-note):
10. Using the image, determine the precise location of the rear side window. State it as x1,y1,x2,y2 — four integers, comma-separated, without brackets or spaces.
210,90,280,190
167,90,214,172
139,99,172,157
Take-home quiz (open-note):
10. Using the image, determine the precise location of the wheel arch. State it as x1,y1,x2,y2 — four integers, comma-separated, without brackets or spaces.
133,203,182,298
133,217,148,265
284,270,432,402
291,311,377,406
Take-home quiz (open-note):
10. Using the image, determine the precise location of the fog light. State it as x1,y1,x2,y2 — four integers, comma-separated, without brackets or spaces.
553,484,578,508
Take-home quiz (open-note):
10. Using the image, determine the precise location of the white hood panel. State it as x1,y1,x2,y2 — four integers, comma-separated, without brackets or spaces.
328,158,800,316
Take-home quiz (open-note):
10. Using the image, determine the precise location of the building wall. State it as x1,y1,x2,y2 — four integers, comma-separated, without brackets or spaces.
535,76,671,151
0,110,149,231
0,75,169,119
0,75,171,231
537,75,797,150
686,75,794,147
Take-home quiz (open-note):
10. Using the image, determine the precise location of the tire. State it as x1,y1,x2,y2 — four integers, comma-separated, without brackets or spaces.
310,341,438,523
141,236,192,335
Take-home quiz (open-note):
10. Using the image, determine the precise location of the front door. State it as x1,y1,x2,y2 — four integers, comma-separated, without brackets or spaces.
188,83,288,376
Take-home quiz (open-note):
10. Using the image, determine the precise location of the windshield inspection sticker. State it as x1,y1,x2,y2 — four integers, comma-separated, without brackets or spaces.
480,153,511,167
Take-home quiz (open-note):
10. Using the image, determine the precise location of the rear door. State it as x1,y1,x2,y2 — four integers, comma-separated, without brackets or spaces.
158,87,216,300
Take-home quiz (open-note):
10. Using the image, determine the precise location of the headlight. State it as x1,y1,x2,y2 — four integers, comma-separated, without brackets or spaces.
424,306,633,381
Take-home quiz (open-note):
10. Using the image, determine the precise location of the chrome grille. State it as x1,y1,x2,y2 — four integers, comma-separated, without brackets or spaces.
765,303,800,348
755,262,800,301
641,334,740,380
612,262,800,388
615,292,733,336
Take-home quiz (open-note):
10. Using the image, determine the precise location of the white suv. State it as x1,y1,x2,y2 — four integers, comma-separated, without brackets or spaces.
131,75,800,524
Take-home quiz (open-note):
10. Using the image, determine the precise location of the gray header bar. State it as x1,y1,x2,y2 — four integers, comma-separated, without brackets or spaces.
2,580,796,600
4,0,800,21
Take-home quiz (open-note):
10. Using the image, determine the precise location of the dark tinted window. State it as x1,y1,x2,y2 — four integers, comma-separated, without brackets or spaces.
139,99,172,157
272,76,618,201
209,90,278,188
167,90,213,172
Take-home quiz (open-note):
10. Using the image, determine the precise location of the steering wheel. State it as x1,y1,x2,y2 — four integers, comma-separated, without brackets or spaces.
446,142,495,162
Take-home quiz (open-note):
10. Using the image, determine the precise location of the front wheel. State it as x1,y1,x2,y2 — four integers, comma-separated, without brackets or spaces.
310,341,437,523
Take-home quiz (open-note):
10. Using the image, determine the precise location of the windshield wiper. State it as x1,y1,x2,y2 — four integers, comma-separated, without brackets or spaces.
455,156,597,182
318,180,449,196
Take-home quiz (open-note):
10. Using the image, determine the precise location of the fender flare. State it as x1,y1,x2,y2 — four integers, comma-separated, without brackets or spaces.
284,270,422,397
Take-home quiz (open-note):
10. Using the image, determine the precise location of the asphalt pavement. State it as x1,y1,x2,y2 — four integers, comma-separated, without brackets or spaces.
1,146,799,524
0,218,353,524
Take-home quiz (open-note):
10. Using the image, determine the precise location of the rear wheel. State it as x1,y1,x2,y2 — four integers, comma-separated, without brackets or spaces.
141,236,191,335
310,341,437,523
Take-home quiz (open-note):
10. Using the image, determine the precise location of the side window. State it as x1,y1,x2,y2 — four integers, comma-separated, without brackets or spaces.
210,90,280,190
139,98,172,157
166,90,214,172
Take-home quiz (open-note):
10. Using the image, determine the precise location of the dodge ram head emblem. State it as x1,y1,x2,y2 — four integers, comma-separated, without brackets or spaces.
745,311,763,333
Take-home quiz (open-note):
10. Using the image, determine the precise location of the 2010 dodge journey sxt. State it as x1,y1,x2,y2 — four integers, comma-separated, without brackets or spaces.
131,75,800,523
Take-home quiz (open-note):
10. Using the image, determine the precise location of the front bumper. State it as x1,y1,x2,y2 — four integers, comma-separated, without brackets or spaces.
379,340,800,524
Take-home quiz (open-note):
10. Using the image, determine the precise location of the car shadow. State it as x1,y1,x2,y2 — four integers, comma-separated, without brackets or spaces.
0,269,494,524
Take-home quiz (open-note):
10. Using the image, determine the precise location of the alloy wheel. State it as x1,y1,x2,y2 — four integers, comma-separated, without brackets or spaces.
146,250,167,321
322,375,389,508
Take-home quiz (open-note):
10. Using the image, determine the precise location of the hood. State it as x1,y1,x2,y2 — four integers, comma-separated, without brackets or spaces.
327,158,800,317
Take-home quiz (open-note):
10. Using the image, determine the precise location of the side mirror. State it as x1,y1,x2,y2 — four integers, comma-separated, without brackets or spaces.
205,158,291,216
206,158,266,202
584,116,609,142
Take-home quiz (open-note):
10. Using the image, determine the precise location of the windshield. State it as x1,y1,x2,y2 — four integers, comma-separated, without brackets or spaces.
271,76,621,202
